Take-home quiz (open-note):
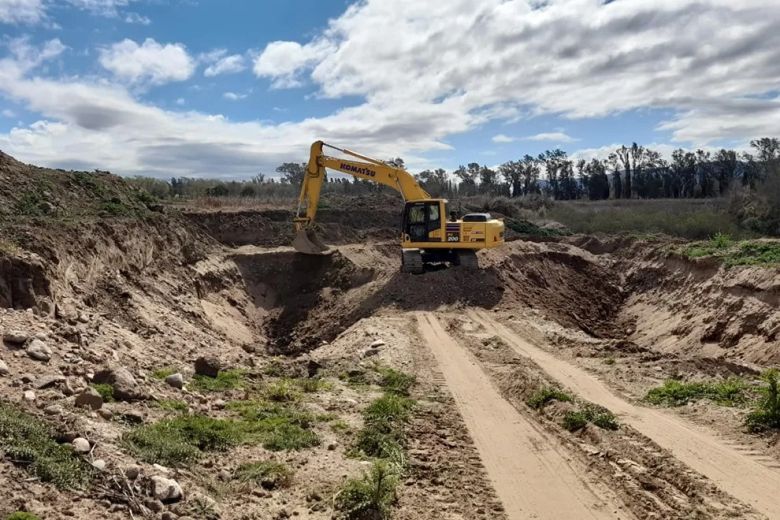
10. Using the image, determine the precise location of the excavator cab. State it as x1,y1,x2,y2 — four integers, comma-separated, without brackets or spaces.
402,200,443,243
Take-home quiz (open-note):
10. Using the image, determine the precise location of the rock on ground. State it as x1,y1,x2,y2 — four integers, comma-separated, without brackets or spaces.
25,339,52,362
0,359,8,376
150,476,183,503
72,437,91,453
164,372,184,389
93,364,148,401
194,355,221,378
2,330,28,344
75,387,103,410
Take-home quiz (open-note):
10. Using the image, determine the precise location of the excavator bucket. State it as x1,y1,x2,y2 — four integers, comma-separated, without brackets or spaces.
292,228,331,255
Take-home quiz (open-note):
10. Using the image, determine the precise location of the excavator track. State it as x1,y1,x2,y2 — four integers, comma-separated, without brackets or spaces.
401,249,424,274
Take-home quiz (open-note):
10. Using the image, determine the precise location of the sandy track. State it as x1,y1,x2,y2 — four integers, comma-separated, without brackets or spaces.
469,309,780,519
416,312,627,520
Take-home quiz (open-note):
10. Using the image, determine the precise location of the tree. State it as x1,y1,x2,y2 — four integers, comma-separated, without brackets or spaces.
713,149,738,195
478,165,499,194
453,164,478,196
276,162,307,185
577,159,610,200
670,149,697,198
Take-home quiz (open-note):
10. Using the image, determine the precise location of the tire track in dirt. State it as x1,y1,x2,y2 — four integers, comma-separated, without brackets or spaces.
469,309,780,519
416,312,629,520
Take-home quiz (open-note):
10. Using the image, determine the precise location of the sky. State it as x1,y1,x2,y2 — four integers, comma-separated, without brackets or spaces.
0,0,778,179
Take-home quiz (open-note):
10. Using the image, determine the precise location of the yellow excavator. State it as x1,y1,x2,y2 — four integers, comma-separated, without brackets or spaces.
293,141,504,273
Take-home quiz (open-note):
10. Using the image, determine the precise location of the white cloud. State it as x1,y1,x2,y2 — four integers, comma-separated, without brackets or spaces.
253,40,330,88
67,0,133,16
204,52,245,77
98,38,195,86
525,132,577,143
492,134,515,143
223,91,247,101
175,97,185,106
2,109,16,118
124,12,150,25
2,1,780,178
0,0,45,24
254,0,780,146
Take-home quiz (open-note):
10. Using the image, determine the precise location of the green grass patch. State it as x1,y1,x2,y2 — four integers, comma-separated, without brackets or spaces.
0,403,93,488
122,415,243,466
335,461,399,520
527,386,573,410
377,368,416,397
746,369,780,432
505,217,570,237
235,461,293,489
264,380,302,403
7,513,42,520
156,399,189,413
645,378,747,407
226,400,320,451
562,410,588,432
90,383,115,403
582,404,619,430
191,369,245,392
681,236,780,267
293,377,332,393
151,367,177,380
353,394,413,465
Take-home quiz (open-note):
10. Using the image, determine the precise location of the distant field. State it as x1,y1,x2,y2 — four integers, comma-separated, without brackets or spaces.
545,198,744,240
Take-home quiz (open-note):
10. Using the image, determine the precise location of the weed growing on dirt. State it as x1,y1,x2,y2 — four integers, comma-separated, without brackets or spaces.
331,419,350,433
562,410,588,432
603,356,616,365
645,378,747,407
151,367,177,380
377,368,416,397
6,513,41,520
191,369,245,392
746,370,780,432
682,238,780,267
264,380,302,402
364,394,414,425
226,400,320,451
582,404,619,430
123,415,243,466
156,399,188,413
235,461,293,489
335,460,399,520
0,403,93,488
294,377,332,393
91,383,115,403
527,386,573,410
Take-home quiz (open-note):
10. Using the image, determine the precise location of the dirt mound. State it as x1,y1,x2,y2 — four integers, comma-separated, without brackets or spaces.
621,251,780,364
184,206,400,247
0,151,155,220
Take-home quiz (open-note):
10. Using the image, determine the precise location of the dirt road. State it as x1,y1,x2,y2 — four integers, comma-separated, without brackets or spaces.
468,309,780,519
416,312,628,520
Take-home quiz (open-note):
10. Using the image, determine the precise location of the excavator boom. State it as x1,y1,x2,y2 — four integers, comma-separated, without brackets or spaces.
293,141,429,254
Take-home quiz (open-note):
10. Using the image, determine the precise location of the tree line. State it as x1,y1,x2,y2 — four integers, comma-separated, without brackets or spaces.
127,138,779,202
418,137,779,200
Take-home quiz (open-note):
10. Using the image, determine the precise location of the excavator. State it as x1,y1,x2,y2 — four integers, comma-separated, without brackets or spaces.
292,141,504,273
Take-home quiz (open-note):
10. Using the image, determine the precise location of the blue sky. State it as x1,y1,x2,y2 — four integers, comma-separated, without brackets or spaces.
0,0,778,178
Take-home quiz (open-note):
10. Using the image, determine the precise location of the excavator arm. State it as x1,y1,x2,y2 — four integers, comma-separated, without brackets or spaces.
293,140,430,253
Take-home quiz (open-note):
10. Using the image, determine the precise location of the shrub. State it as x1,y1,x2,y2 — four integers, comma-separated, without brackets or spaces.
645,378,746,407
294,377,331,393
0,403,93,488
377,368,416,397
191,369,245,392
582,404,619,431
364,394,414,425
335,461,399,520
562,410,588,432
123,415,243,466
91,383,115,403
235,461,293,489
527,386,573,410
746,370,780,432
